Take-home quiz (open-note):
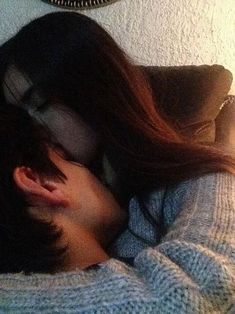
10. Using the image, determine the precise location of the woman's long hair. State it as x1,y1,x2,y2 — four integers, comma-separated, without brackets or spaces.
0,12,235,199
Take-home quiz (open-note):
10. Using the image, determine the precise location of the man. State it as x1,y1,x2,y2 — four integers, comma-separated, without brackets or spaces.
0,104,234,313
0,103,127,273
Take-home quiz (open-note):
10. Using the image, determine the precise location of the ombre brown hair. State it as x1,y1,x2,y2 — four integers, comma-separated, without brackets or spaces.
0,11,235,201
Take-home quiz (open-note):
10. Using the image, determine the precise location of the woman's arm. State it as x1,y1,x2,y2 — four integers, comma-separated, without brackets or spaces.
134,171,235,313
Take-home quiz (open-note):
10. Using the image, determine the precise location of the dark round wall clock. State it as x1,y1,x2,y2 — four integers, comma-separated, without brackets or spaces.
42,0,120,9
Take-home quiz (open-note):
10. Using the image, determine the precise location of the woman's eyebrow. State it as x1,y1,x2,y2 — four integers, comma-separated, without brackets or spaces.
51,142,75,161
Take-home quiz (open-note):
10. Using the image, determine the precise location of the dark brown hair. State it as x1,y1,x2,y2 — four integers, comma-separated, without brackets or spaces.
0,12,235,198
0,104,67,274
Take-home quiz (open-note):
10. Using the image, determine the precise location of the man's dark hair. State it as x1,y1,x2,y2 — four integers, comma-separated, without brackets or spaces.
0,104,67,274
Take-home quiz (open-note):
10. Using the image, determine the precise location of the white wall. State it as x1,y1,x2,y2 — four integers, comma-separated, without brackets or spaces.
0,0,234,92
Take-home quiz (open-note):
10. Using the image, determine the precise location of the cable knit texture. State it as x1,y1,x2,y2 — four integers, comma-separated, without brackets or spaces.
0,172,235,313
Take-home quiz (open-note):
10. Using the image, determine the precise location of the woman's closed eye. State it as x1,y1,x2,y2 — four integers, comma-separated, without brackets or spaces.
52,143,82,165
51,142,104,177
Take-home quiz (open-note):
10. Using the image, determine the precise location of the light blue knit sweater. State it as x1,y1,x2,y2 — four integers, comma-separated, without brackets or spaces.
0,172,235,313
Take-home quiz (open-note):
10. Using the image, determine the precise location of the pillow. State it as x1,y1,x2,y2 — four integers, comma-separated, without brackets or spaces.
142,65,233,143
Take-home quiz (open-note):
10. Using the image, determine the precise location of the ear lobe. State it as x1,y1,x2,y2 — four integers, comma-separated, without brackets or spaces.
13,167,69,207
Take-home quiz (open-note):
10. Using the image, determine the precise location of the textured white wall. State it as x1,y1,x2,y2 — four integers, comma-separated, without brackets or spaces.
87,0,235,93
0,0,234,92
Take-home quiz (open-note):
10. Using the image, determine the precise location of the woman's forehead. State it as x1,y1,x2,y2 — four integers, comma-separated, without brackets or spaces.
3,64,32,106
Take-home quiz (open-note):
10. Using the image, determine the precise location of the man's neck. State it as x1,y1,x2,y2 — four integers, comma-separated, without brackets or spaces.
58,217,110,271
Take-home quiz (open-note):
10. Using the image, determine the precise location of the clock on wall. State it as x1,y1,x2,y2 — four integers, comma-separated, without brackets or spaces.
42,0,120,9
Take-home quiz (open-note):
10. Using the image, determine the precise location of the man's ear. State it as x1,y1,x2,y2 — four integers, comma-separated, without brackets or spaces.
13,166,69,207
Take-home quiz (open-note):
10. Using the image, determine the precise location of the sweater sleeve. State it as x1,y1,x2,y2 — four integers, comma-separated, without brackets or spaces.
134,172,235,313
0,173,234,313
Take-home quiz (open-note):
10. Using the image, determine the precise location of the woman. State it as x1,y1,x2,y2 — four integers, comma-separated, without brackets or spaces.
0,12,235,313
